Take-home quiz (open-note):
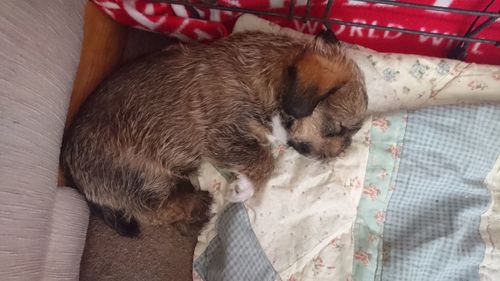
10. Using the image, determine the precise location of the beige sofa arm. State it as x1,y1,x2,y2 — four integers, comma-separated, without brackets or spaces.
0,1,89,280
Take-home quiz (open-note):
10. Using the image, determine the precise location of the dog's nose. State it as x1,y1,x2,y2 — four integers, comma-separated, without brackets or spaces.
288,140,311,155
343,137,352,148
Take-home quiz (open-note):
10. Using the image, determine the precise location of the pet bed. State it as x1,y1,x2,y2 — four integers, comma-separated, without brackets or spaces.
190,15,500,281
2,1,498,280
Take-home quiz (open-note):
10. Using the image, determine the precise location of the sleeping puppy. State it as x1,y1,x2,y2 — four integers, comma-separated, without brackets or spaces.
61,30,356,237
286,59,368,159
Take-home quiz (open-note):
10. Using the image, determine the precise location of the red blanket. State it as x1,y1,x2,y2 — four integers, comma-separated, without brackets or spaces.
93,0,500,65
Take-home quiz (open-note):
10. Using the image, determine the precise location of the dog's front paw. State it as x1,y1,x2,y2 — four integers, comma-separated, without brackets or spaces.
226,174,255,202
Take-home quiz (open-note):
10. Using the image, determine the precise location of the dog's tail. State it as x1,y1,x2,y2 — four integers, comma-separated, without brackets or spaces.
88,201,141,238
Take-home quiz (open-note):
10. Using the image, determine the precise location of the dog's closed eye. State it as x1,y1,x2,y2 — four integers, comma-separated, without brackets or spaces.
322,121,342,137
324,127,346,137
323,122,362,138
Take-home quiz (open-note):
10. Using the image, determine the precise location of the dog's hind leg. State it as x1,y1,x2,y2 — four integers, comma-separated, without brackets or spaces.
147,181,212,236
169,189,212,236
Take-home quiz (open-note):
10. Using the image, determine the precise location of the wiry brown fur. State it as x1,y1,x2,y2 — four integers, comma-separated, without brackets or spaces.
287,60,368,159
61,31,358,237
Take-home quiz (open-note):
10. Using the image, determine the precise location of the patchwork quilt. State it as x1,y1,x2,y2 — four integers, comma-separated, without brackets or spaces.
191,15,500,281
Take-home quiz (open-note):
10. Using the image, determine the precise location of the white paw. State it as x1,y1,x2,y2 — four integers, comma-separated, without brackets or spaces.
226,174,255,202
267,114,288,145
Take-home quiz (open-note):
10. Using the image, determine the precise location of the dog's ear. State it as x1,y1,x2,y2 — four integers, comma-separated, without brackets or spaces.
309,26,340,55
282,66,326,118
282,52,351,119
316,27,339,45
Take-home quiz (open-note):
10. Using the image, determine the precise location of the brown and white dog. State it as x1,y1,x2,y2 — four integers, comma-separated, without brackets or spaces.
61,30,366,237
